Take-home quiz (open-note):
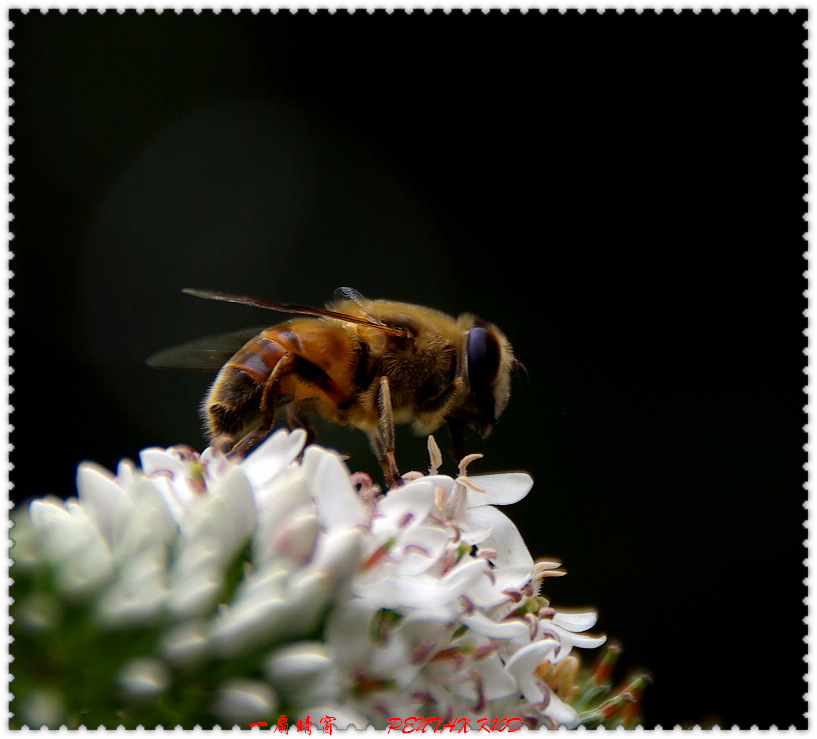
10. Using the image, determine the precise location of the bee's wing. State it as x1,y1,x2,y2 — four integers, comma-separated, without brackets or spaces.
183,288,412,339
146,328,264,370
333,286,368,305
332,286,390,327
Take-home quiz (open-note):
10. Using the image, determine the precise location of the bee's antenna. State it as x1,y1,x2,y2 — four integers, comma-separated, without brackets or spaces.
511,360,528,380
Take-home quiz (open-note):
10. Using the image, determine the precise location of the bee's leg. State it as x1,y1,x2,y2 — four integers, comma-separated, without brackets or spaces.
231,424,273,458
209,432,235,455
233,353,297,457
367,431,392,486
376,376,402,488
287,405,317,446
448,417,467,464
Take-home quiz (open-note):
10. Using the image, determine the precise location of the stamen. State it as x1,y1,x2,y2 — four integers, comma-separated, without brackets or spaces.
362,538,395,571
410,690,437,704
427,435,443,475
470,668,486,713
458,453,483,476
525,613,539,639
455,475,486,493
430,646,470,671
593,641,622,686
473,643,498,660
458,595,476,615
534,559,563,575
409,640,438,665
403,543,430,557
433,485,447,511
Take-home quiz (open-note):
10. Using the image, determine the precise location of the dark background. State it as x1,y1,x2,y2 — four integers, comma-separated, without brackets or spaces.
10,10,806,729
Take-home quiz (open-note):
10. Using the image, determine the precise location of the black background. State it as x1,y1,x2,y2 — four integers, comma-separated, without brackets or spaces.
10,9,806,729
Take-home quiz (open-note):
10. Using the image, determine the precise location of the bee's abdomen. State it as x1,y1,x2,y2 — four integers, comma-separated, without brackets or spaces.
229,337,283,382
204,334,288,436
203,320,360,438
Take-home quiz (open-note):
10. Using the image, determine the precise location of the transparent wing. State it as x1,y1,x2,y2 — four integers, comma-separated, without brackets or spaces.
183,288,411,339
146,328,264,370
332,286,391,328
333,286,369,305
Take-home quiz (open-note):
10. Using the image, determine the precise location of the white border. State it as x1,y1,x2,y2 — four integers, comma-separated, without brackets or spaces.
3,2,809,734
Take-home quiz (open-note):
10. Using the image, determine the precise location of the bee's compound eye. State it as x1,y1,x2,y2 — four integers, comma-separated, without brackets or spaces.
466,326,501,389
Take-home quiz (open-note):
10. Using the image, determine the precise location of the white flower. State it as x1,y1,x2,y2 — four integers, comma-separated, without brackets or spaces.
213,679,279,725
117,658,170,701
18,429,607,729
28,496,114,599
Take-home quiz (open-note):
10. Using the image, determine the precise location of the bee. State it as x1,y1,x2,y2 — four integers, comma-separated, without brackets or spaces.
148,287,524,486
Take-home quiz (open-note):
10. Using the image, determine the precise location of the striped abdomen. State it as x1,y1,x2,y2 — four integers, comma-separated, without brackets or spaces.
202,319,360,438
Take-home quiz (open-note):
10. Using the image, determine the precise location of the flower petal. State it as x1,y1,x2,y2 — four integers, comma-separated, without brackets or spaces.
239,428,307,494
76,462,125,546
467,472,534,507
95,545,169,625
213,679,278,725
110,477,177,561
552,609,599,632
160,619,209,667
469,563,534,609
372,480,435,534
210,597,291,657
325,600,379,668
390,526,451,576
356,556,488,609
117,658,170,701
459,611,529,639
461,505,535,570
311,528,364,591
139,447,189,478
302,446,369,533
504,639,559,705
479,653,519,700
208,468,257,555
29,498,114,598
541,690,580,728
264,642,339,706
258,507,319,565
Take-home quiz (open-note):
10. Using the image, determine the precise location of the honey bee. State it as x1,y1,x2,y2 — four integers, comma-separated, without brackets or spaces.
148,287,524,486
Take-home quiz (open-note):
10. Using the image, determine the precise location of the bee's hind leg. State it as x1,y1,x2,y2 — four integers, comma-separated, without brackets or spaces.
209,432,236,455
231,353,298,458
287,405,317,448
230,424,273,458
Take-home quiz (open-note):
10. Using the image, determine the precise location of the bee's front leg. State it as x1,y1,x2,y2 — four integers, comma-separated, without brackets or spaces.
374,376,402,488
448,417,467,464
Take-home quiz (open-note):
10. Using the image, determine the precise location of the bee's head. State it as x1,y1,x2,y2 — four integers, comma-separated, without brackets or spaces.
457,319,524,438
